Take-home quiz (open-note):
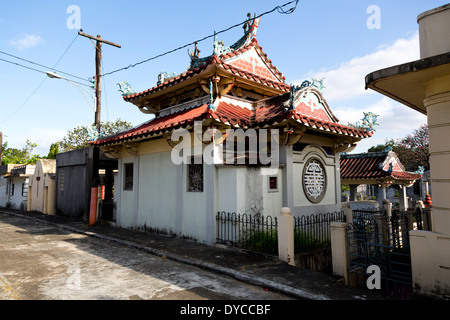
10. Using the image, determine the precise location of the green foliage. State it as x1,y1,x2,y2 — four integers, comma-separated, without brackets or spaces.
46,143,59,159
57,119,133,152
294,230,328,252
367,124,429,171
1,140,40,165
244,230,278,255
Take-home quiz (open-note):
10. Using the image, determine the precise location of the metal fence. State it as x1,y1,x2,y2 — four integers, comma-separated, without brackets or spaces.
216,212,278,256
347,211,414,299
216,210,346,256
293,211,346,253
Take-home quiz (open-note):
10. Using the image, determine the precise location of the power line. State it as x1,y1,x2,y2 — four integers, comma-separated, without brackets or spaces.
101,0,299,77
0,46,91,84
0,33,85,125
0,57,91,88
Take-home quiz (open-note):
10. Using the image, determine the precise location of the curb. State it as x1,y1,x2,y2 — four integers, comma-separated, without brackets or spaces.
0,210,330,300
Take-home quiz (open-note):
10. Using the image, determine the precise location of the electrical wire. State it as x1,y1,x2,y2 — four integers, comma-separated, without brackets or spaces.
101,0,299,77
0,49,91,84
0,57,92,88
0,33,84,125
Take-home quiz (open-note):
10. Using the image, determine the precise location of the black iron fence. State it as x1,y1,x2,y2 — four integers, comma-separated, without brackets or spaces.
216,210,346,256
293,211,346,253
216,212,278,255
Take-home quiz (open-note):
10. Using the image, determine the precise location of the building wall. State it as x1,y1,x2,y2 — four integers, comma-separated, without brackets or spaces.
291,144,340,216
217,166,283,218
0,176,8,207
28,160,56,214
137,152,178,233
56,148,92,220
112,139,339,244
8,177,29,210
116,139,212,243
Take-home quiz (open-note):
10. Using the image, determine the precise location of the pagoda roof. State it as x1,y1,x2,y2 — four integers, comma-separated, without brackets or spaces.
123,53,290,103
340,151,422,185
94,91,371,147
123,15,290,104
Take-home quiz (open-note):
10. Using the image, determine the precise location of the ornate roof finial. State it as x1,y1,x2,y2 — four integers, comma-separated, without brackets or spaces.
243,12,252,33
117,80,135,97
188,42,201,60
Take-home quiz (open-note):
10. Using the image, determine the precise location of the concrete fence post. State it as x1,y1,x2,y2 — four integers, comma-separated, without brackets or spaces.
341,202,353,224
278,207,295,266
331,222,348,283
381,199,392,218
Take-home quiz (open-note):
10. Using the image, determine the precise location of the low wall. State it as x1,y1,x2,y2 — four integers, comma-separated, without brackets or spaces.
294,248,332,273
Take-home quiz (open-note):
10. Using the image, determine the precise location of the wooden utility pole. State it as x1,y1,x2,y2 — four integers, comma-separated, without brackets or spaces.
77,30,121,225
78,29,121,131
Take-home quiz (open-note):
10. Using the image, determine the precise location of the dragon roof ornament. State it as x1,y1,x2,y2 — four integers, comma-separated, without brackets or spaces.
189,13,261,69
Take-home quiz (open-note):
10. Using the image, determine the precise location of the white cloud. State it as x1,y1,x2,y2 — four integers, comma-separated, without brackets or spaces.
295,32,420,102
338,96,427,154
9,34,44,50
292,32,427,154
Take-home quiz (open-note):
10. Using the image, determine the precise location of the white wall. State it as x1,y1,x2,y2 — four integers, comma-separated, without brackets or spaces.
0,176,8,207
137,152,177,234
9,177,28,210
217,166,283,218
291,145,340,216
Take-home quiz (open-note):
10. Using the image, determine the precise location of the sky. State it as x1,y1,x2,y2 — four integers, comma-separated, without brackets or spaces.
0,0,448,156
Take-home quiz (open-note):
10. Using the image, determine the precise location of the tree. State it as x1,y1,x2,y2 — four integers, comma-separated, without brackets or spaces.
1,140,41,165
58,119,133,152
46,143,59,159
367,138,397,153
367,124,429,171
397,124,429,171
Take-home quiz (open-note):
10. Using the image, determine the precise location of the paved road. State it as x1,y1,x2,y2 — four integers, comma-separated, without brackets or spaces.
0,213,292,300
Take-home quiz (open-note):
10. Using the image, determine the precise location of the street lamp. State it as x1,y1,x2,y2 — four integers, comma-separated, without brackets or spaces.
46,71,95,111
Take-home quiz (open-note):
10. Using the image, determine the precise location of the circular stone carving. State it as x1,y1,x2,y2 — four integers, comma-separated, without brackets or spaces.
302,158,327,203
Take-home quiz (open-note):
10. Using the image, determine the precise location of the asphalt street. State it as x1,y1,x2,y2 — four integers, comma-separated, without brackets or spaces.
0,213,292,300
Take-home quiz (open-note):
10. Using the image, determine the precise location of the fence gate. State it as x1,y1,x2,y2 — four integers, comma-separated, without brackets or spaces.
347,212,413,299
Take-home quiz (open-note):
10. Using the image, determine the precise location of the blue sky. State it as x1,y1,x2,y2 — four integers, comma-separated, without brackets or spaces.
0,0,447,156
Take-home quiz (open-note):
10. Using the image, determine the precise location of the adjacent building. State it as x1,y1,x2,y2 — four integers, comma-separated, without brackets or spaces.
365,4,450,296
1,164,35,210
27,159,56,215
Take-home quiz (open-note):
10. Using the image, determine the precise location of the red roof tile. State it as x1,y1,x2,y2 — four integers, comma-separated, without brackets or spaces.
254,101,372,139
93,102,251,146
340,153,422,181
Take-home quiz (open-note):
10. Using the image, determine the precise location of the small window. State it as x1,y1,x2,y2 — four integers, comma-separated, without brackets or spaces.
11,183,14,196
59,171,65,192
124,163,134,191
268,176,278,192
22,183,27,197
187,160,203,192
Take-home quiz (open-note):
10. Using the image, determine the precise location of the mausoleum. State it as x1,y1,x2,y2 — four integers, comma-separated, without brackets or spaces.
94,15,373,244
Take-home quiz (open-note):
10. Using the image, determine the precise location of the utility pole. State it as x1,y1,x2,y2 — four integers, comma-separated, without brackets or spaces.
77,30,121,226
78,29,121,131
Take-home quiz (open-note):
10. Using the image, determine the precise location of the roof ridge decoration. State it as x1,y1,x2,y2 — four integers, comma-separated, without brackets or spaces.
117,80,136,97
189,13,261,70
348,112,379,132
284,81,340,124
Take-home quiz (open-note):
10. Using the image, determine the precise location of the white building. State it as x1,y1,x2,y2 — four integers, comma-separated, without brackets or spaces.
2,164,35,210
27,159,56,215
93,16,372,244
